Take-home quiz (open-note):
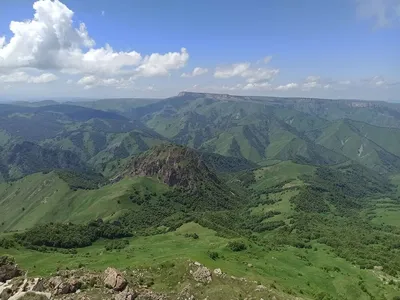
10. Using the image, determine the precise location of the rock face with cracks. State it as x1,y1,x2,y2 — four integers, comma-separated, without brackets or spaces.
103,267,128,292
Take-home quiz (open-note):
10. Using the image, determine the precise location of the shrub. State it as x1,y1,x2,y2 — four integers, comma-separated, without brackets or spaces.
184,233,199,239
208,251,219,260
227,240,247,252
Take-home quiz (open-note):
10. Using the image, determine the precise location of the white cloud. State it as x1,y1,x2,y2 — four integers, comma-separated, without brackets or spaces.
135,48,189,77
356,0,400,27
214,60,279,88
263,56,272,64
0,71,57,84
101,10,105,16
77,75,135,89
181,67,208,78
0,0,189,78
275,83,298,91
0,36,5,49
338,80,352,85
214,63,250,78
66,79,73,84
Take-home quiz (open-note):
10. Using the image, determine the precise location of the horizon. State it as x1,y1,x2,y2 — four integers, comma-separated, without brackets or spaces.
0,0,399,101
1,90,399,104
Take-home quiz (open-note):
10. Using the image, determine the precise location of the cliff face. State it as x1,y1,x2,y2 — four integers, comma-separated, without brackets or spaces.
124,144,220,190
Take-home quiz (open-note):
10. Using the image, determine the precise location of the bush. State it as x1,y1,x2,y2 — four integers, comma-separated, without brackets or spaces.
105,239,129,251
208,251,219,260
16,221,132,249
227,240,247,252
184,233,199,239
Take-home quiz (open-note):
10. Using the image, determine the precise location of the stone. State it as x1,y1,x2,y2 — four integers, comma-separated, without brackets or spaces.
103,268,127,292
48,276,82,295
0,287,12,300
136,289,168,300
0,257,22,283
213,268,222,275
115,288,138,300
192,266,212,284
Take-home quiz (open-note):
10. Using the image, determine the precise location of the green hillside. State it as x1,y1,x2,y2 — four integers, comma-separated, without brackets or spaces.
308,119,400,172
3,93,400,300
0,171,169,232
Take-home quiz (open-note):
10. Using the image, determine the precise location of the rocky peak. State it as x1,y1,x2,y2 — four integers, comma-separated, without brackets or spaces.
123,144,220,189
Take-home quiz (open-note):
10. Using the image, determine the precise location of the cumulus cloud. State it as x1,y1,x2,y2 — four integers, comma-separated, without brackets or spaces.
275,83,299,91
136,48,189,77
77,75,135,89
356,0,400,27
214,59,279,87
0,0,189,77
181,67,208,78
263,56,272,64
214,63,250,79
0,71,57,83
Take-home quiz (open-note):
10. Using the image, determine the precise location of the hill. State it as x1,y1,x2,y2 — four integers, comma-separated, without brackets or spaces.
3,93,400,299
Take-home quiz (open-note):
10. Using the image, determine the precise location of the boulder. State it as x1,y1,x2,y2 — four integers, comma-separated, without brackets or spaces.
48,276,82,295
115,288,138,300
136,290,168,300
0,257,22,283
213,268,222,275
0,287,13,300
103,268,127,292
192,266,212,284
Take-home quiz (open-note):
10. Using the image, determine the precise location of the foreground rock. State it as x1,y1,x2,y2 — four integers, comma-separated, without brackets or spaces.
0,256,22,283
189,262,212,284
103,268,127,292
48,276,82,295
0,277,51,300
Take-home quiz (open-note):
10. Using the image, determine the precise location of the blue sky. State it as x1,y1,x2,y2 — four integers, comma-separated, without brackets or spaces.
0,0,398,100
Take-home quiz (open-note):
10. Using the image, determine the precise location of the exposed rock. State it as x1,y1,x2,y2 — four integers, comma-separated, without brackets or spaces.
213,268,222,275
115,288,138,300
0,257,22,283
177,284,195,300
192,266,212,284
0,287,13,300
48,276,82,295
103,268,127,292
8,291,51,300
124,144,220,190
136,289,168,300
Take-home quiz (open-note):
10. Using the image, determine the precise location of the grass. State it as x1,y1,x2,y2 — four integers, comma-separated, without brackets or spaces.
1,222,398,299
250,190,298,222
0,172,169,232
252,161,315,190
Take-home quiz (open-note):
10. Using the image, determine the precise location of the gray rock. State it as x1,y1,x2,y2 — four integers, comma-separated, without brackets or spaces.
192,266,212,284
103,268,127,292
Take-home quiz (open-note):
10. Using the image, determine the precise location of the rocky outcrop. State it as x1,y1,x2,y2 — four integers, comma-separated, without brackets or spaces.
48,276,82,295
189,262,212,284
124,144,220,189
114,287,137,300
0,257,22,283
0,278,51,300
103,268,127,292
136,289,168,300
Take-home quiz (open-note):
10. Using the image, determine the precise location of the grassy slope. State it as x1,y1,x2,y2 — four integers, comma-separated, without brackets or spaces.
308,120,400,172
0,172,169,232
252,161,315,190
1,222,398,299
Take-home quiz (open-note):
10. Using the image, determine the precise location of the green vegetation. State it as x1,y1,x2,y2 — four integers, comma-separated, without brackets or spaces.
4,93,400,299
16,220,131,249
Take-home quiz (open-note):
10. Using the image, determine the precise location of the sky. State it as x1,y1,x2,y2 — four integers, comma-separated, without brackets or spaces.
0,0,398,101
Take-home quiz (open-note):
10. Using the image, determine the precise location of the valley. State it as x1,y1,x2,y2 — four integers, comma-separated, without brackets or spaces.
1,92,400,299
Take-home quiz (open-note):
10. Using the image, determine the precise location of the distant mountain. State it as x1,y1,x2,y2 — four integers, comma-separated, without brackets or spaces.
0,141,86,180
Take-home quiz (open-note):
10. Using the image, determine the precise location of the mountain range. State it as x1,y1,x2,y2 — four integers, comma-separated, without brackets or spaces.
2,92,400,299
